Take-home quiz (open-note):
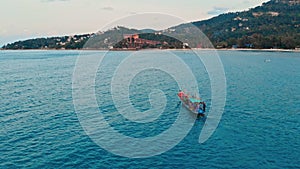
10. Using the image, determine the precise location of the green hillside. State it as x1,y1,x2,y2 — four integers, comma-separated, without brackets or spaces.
187,0,300,49
2,0,300,50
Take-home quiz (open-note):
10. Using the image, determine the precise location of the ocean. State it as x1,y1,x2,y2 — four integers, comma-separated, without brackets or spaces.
0,50,299,168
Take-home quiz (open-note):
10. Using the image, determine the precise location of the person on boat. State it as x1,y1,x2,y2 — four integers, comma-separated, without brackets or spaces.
195,103,200,112
178,90,184,98
198,108,204,114
183,95,189,104
188,101,193,110
202,102,206,112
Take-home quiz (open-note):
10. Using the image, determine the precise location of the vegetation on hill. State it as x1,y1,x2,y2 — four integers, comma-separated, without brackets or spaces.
83,26,140,49
184,0,300,49
112,33,186,49
2,34,92,50
1,0,300,50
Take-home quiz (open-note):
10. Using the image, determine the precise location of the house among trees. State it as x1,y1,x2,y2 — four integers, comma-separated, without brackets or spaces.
123,34,161,49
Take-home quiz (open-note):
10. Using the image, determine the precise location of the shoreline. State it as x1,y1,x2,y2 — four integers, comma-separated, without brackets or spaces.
213,48,300,52
1,48,299,52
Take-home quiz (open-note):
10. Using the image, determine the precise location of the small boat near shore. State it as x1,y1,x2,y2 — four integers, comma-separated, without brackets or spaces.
177,90,206,117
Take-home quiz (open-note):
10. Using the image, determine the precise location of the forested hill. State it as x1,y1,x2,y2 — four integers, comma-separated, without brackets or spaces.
2,0,300,50
185,0,300,49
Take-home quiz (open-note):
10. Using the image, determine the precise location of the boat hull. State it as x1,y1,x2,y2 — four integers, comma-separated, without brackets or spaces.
178,96,205,116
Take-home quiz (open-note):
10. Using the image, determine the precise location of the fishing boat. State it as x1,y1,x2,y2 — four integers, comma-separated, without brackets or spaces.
177,90,206,117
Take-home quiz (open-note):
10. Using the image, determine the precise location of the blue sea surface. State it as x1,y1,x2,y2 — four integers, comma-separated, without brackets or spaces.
0,50,299,168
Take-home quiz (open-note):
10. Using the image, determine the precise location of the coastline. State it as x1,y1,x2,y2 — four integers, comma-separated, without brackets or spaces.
1,48,300,52
213,48,300,52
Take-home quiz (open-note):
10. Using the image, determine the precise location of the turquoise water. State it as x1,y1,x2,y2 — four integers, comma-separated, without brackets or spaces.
0,50,299,168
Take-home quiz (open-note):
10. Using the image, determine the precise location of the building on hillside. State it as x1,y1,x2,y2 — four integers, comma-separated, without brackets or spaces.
123,34,161,49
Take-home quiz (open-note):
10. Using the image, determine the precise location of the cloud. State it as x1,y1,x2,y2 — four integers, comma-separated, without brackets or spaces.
207,7,229,15
41,0,70,2
243,0,251,4
101,7,114,11
129,12,137,15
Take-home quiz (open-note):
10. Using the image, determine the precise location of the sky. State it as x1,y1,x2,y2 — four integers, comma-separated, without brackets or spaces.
0,0,269,46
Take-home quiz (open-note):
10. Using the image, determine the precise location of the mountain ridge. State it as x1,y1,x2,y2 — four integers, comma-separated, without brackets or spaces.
2,0,300,50
172,0,300,49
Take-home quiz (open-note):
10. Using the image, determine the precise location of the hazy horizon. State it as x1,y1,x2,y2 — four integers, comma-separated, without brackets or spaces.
0,0,268,46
